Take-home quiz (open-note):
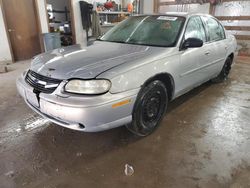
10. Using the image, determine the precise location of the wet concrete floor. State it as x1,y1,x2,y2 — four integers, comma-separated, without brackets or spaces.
0,57,250,188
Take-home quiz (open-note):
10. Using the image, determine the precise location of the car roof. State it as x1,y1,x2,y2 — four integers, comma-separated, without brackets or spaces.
165,12,190,16
166,12,213,17
140,12,213,18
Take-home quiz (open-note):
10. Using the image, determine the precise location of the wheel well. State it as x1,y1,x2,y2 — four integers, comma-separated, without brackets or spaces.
144,73,175,101
228,53,234,61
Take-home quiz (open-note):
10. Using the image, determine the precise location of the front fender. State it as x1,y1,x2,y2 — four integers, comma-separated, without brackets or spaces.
98,54,180,94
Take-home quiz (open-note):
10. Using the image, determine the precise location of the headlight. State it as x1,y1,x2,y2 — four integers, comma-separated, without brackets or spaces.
65,79,111,94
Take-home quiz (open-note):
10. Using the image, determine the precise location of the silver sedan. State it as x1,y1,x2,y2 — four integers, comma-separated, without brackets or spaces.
16,13,237,136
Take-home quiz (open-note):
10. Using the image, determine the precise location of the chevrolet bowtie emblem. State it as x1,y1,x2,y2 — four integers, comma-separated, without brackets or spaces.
29,73,59,88
34,78,47,85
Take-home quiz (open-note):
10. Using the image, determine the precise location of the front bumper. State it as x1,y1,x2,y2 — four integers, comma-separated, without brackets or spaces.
16,75,139,132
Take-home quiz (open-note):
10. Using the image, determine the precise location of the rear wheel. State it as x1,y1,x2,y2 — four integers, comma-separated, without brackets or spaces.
212,56,233,83
126,80,168,136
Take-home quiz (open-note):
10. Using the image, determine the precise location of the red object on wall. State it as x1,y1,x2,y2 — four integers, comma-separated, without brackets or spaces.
104,1,113,9
127,3,133,12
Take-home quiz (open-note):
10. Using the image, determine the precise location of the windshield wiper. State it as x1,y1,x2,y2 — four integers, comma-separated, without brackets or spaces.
126,38,139,44
100,40,127,44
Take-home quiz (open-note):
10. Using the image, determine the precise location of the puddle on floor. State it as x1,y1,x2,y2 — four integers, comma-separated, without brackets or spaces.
0,114,50,145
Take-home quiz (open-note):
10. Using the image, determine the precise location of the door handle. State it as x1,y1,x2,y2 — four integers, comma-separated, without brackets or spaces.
205,51,210,55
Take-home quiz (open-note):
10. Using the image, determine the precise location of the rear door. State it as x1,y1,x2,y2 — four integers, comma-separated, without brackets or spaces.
200,16,227,79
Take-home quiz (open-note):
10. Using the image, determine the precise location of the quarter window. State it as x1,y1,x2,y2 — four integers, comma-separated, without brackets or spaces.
184,16,206,42
202,16,225,41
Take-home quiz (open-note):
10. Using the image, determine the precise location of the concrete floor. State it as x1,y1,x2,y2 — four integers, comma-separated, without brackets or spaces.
0,57,250,188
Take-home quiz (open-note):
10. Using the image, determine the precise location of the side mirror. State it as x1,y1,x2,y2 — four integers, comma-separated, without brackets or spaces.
181,38,203,50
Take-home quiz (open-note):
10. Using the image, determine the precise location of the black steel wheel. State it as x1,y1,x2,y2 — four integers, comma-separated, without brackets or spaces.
212,56,233,83
126,80,168,136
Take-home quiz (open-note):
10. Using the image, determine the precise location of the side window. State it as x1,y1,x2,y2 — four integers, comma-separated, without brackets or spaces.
202,16,225,41
184,16,206,42
218,24,226,39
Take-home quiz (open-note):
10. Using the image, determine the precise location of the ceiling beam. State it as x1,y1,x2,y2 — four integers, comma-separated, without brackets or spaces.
216,16,250,20
235,35,250,40
225,26,250,31
159,0,249,6
209,3,215,15
154,0,159,13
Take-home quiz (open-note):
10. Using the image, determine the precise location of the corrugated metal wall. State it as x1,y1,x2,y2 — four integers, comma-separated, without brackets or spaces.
159,3,210,14
215,1,250,56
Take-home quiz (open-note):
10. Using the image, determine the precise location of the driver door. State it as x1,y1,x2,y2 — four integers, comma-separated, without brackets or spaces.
177,16,208,95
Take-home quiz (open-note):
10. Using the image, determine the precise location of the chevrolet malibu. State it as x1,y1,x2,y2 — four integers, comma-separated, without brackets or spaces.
17,13,237,136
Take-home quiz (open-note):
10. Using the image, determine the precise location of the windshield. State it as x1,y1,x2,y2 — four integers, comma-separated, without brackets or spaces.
100,15,185,47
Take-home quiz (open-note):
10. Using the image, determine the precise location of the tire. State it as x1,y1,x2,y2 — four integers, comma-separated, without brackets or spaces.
126,80,168,136
212,56,233,83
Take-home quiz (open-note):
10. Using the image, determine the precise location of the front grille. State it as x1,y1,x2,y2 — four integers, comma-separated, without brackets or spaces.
25,70,62,94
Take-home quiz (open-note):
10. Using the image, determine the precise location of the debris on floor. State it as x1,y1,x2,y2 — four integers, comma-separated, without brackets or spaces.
124,164,134,176
76,152,82,157
4,171,14,178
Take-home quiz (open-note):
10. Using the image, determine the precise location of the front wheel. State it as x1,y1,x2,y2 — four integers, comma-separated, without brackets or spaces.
126,80,168,136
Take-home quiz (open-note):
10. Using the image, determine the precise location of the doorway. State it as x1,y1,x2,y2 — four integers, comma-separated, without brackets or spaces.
1,0,42,61
46,0,76,47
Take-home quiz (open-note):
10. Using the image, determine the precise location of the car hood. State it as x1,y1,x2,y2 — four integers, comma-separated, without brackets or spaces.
30,41,156,80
